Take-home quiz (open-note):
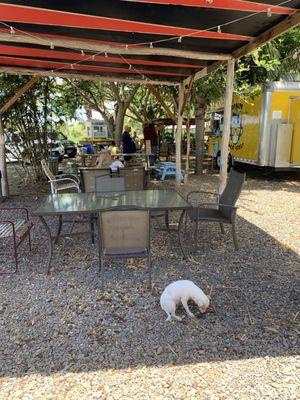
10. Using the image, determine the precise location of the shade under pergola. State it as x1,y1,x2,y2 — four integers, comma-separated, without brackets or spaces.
0,1,300,196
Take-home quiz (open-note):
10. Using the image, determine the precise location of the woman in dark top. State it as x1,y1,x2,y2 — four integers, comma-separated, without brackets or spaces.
121,125,136,161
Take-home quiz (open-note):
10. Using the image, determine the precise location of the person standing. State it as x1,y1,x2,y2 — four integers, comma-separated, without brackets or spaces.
121,125,136,161
143,122,158,166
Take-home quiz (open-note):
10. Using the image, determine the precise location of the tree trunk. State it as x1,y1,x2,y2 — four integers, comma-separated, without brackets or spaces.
184,118,191,184
114,105,125,146
195,96,206,175
0,116,9,197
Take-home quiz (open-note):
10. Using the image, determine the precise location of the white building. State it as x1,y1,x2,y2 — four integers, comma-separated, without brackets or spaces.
86,120,111,139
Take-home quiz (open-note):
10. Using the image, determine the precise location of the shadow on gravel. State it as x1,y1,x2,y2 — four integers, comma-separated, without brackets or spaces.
0,209,299,378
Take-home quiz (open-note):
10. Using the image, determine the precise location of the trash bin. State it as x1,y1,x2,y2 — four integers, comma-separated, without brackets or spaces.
82,144,94,154
48,156,59,176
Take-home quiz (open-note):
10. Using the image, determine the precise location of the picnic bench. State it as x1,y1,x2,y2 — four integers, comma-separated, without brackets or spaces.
154,162,184,181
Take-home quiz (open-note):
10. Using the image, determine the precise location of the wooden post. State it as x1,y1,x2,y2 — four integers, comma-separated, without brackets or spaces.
176,83,184,188
219,59,235,194
0,116,8,197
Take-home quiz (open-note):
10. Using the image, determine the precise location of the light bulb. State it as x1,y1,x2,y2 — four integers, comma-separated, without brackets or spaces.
217,25,222,34
178,36,182,43
267,8,272,17
10,26,15,34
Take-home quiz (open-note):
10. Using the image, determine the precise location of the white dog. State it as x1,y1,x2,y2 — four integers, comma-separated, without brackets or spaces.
160,280,210,321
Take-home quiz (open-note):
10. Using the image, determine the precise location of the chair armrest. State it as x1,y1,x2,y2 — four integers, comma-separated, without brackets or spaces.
58,174,80,183
197,202,219,209
53,177,80,186
218,203,237,210
0,207,29,220
187,190,220,202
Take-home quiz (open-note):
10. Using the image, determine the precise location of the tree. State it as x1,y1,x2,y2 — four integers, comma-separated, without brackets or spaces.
68,80,139,145
191,71,226,175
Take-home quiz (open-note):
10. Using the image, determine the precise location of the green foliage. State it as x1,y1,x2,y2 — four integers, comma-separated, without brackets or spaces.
59,122,86,143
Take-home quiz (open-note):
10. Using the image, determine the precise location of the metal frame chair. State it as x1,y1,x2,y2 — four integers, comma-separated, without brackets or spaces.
94,174,125,193
79,167,111,192
97,206,151,289
41,160,80,194
185,170,245,251
0,207,34,274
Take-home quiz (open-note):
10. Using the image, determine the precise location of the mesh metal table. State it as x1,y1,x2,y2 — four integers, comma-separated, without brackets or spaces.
32,189,191,273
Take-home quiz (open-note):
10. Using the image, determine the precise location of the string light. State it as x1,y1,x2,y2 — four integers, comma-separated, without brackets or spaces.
267,8,272,17
125,44,129,50
81,50,85,56
178,36,182,43
150,42,153,48
10,26,15,34
50,42,54,50
70,64,74,69
105,52,108,57
217,25,222,34
129,65,132,70
91,55,95,60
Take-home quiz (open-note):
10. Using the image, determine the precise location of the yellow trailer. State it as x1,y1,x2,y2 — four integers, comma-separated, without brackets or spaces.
208,82,300,170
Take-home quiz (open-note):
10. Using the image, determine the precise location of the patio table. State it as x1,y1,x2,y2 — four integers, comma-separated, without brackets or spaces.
32,189,191,273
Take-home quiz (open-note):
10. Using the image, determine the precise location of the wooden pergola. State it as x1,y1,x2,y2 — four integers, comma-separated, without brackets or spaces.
0,1,300,196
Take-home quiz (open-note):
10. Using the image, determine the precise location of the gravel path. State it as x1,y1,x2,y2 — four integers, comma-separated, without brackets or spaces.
0,168,299,399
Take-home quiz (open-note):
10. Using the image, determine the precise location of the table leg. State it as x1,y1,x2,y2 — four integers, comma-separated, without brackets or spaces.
178,210,188,260
55,215,63,244
39,216,53,275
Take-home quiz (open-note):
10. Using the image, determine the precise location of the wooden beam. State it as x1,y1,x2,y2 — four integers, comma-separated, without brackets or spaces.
0,116,8,197
192,61,223,81
233,10,300,59
0,66,178,86
146,84,176,121
181,74,194,115
219,59,235,194
0,76,40,115
176,83,184,188
0,32,232,61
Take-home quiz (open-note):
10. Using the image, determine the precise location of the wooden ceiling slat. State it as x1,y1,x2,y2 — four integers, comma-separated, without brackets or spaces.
0,55,187,77
0,44,204,69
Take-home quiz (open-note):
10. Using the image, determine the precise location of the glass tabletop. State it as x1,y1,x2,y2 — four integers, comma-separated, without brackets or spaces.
32,189,191,216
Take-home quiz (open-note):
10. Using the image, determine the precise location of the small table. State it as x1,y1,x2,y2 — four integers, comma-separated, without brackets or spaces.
32,189,191,273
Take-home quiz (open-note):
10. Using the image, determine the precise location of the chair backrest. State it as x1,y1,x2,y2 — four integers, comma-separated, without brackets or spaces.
99,207,150,254
94,175,125,193
80,168,111,192
41,159,56,181
118,167,144,190
219,170,245,218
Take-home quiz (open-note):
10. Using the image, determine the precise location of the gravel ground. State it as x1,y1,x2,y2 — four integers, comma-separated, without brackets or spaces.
0,166,299,399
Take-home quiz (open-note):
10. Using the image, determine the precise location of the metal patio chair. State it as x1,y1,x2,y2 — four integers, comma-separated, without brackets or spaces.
0,207,34,274
185,170,245,251
80,167,111,192
118,167,145,190
94,174,125,193
41,159,81,194
97,206,151,289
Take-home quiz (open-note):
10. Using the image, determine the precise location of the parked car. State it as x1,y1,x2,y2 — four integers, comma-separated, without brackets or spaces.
48,131,77,158
5,132,65,163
